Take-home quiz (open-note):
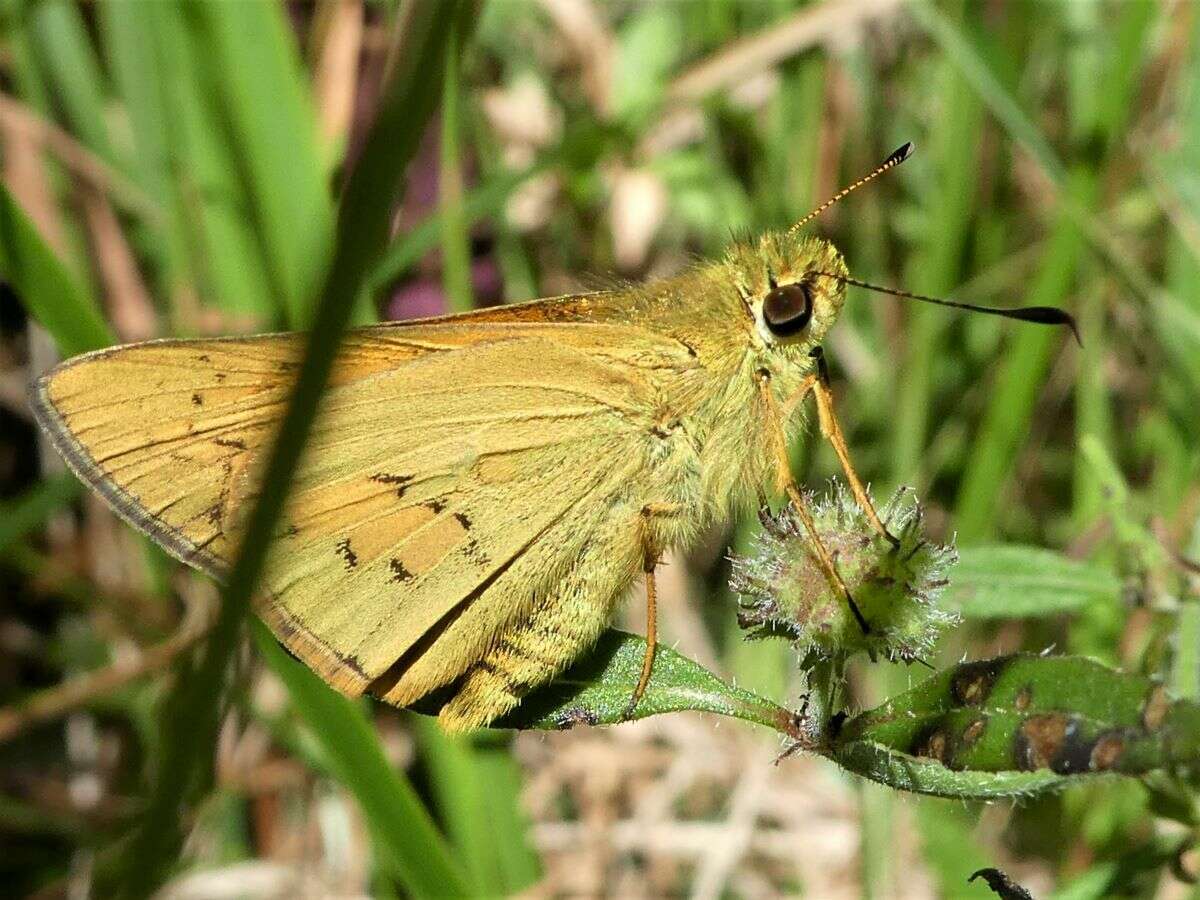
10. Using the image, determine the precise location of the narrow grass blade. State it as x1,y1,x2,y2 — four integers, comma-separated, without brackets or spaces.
1072,280,1111,529
117,4,467,896
910,0,1161,313
414,719,540,895
370,156,552,291
908,1,1062,183
253,623,468,898
891,1,983,484
181,2,334,328
954,167,1097,542
0,183,113,355
101,3,279,324
1160,13,1200,421
1093,0,1157,145
439,16,474,314
98,5,191,304
23,0,118,166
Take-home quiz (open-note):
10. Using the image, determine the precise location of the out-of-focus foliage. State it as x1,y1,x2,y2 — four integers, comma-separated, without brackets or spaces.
0,1,1198,897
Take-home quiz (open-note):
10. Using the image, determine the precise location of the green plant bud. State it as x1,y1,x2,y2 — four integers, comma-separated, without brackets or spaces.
730,482,958,663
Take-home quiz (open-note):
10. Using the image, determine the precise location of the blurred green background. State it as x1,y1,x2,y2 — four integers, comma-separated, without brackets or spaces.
0,0,1198,896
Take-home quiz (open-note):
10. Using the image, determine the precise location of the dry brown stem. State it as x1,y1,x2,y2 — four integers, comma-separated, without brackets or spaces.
311,0,364,148
0,585,214,744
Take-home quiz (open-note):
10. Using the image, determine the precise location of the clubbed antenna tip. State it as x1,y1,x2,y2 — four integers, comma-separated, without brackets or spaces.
818,273,1083,346
887,141,914,166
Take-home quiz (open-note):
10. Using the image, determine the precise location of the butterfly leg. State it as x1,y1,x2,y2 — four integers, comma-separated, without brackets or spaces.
807,347,899,548
623,540,660,720
780,373,818,420
758,369,871,633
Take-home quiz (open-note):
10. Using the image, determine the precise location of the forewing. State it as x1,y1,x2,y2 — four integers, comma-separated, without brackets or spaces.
32,313,701,699
33,328,464,570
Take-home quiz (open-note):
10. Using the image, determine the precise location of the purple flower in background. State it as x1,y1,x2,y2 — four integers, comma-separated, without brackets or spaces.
385,256,504,321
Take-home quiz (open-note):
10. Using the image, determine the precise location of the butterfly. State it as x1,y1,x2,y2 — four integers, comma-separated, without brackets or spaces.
30,144,1073,730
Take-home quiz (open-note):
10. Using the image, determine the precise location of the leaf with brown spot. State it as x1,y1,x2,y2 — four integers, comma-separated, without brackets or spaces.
829,654,1200,798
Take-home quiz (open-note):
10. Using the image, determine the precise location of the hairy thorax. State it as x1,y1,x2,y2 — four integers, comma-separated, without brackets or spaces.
632,233,847,554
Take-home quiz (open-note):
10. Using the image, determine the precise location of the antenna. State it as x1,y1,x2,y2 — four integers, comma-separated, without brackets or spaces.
817,272,1081,345
788,142,914,235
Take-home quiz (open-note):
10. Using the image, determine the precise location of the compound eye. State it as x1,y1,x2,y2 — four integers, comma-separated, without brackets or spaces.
762,282,813,337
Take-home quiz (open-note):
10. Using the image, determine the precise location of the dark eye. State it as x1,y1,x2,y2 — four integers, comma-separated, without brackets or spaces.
762,282,813,337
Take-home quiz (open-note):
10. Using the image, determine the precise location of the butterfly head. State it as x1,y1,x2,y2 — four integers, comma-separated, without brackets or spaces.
729,232,848,355
723,140,1078,371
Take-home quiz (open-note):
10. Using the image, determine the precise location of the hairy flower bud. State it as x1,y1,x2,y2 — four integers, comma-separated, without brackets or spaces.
730,483,958,663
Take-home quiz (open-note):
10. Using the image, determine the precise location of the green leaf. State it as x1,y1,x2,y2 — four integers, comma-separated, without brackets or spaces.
946,546,1121,619
0,183,114,355
253,622,469,898
832,655,1200,799
494,630,800,735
